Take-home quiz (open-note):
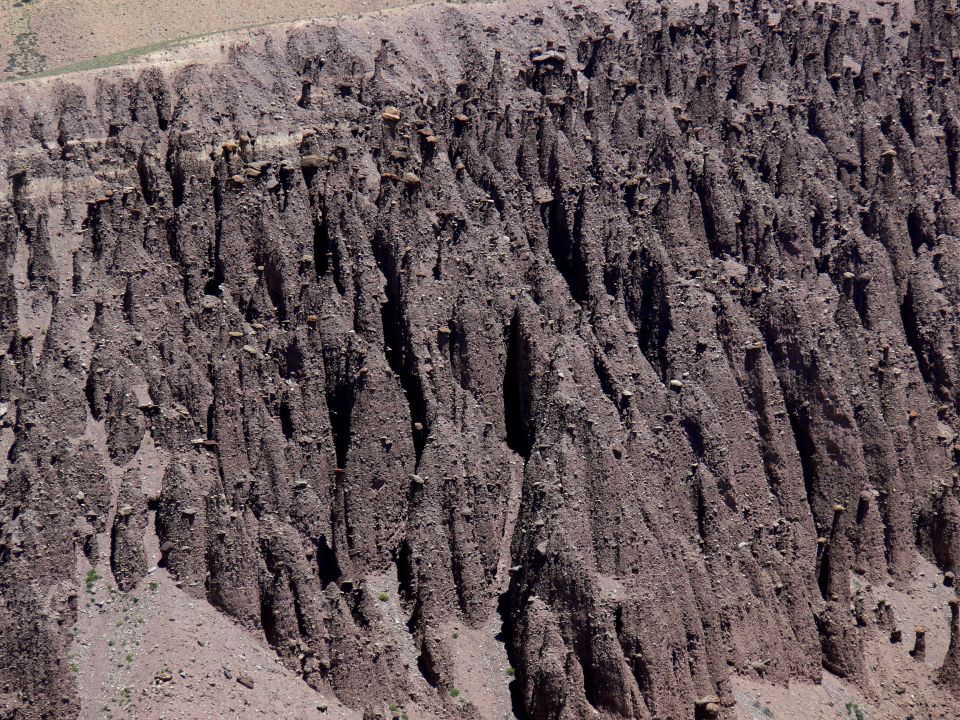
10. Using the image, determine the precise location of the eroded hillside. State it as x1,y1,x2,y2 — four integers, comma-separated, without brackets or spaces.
3,0,960,718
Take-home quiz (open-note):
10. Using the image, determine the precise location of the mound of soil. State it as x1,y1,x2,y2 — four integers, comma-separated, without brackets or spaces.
2,0,960,718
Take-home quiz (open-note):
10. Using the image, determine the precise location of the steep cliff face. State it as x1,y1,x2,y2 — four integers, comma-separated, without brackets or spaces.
2,0,960,717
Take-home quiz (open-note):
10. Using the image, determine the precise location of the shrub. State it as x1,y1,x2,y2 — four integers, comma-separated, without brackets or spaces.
845,702,865,720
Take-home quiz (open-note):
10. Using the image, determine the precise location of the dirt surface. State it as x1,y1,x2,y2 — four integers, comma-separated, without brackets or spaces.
0,0,465,80
2,0,960,718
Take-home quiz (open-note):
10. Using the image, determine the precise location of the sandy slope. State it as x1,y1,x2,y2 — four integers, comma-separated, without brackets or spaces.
0,0,474,80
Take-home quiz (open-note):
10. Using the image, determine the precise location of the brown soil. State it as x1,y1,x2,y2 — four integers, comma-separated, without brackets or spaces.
0,0,452,80
2,0,960,719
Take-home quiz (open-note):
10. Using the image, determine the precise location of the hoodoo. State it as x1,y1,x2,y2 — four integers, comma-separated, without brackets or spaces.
2,0,960,718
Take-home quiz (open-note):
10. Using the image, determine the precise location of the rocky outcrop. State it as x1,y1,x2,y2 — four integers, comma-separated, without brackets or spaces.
109,469,148,591
1,0,960,718
940,598,960,689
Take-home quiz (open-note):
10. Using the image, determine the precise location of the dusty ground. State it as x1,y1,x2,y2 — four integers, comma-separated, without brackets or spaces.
2,0,960,719
0,0,903,81
0,0,488,80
